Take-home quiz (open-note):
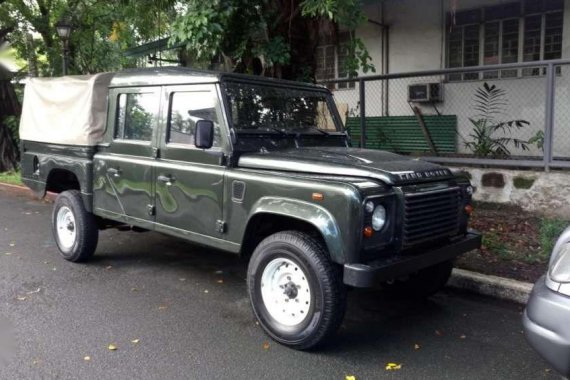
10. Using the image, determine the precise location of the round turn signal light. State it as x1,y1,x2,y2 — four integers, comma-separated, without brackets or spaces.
363,226,374,238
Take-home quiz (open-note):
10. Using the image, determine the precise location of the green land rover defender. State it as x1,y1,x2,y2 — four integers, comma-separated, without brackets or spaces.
19,68,481,349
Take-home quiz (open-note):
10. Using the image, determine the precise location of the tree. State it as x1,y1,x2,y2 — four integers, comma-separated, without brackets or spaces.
169,0,375,81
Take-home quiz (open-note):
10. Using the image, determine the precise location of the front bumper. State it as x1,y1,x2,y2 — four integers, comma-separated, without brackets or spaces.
343,231,481,287
523,277,570,377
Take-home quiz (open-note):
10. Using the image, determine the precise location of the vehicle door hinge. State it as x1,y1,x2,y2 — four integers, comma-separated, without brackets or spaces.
215,220,226,234
147,204,156,216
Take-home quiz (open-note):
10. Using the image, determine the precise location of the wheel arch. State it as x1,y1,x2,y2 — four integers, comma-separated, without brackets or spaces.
241,197,344,263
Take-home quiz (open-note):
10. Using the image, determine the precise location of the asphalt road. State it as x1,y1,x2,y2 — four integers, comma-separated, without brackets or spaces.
0,186,559,380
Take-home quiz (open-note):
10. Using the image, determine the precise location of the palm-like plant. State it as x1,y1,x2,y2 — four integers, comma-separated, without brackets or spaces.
464,82,530,158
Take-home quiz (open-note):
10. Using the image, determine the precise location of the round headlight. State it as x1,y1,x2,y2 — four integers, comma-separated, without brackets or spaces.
365,201,374,213
372,205,386,231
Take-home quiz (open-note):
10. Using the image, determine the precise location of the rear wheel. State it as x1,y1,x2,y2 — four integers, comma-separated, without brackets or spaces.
383,260,454,299
247,231,345,350
52,190,98,262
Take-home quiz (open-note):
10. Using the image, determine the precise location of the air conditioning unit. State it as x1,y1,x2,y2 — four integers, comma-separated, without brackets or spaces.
408,83,443,103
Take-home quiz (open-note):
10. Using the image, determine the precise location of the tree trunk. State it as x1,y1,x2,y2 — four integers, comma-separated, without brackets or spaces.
0,65,21,172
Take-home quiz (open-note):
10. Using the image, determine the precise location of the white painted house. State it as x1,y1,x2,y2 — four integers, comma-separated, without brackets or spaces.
318,0,570,157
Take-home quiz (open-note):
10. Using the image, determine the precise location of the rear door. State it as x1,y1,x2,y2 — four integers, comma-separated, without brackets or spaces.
93,87,161,227
154,84,226,239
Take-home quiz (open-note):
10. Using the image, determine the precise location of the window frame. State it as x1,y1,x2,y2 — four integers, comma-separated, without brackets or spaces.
446,1,564,81
164,84,225,152
113,88,161,145
315,32,356,90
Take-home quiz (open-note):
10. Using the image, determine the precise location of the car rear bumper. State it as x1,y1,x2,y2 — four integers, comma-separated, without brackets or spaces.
343,231,481,288
523,277,570,377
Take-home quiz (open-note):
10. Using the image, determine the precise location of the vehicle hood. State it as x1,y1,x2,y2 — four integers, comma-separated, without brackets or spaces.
237,147,454,185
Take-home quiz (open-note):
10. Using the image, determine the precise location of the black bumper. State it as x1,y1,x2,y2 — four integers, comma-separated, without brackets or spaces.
523,277,570,377
343,231,482,288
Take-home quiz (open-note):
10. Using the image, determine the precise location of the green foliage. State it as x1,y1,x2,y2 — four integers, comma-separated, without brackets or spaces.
539,219,568,262
301,0,374,77
4,115,19,146
1,0,178,75
465,82,531,158
170,0,374,78
528,130,544,152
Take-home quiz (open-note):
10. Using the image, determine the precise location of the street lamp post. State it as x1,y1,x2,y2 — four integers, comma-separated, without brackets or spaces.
56,20,72,76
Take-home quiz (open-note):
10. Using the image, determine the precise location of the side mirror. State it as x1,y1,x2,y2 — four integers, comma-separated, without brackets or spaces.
195,120,214,149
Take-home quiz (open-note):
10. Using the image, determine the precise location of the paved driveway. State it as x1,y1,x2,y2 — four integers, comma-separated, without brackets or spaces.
0,187,557,379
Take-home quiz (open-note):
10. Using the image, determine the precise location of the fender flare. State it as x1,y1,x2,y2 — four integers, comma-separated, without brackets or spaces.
248,197,345,263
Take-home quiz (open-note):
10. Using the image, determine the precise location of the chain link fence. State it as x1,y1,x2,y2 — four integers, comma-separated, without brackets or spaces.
322,60,570,170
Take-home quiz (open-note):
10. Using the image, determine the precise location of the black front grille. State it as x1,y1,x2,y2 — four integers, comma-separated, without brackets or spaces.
403,187,461,247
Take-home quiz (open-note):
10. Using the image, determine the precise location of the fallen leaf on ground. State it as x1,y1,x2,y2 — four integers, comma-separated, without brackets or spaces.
263,342,270,350
4,252,12,256
9,243,15,247
105,266,112,270
27,288,41,295
16,296,27,301
131,287,138,292
158,305,168,310
459,334,467,339
108,344,117,351
52,267,57,271
84,356,91,361
385,363,402,371
204,290,209,293
414,344,421,350
435,329,443,336
345,376,356,380
131,339,140,344
216,279,224,284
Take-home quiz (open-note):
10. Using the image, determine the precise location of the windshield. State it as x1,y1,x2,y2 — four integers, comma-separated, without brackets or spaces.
224,81,342,133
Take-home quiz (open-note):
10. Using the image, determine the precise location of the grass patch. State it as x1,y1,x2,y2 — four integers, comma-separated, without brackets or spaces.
538,218,568,262
0,171,23,186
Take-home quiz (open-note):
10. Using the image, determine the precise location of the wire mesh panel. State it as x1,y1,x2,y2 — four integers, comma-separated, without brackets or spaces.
326,62,550,163
552,63,570,161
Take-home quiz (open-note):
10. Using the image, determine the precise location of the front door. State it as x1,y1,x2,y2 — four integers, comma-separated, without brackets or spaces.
93,87,161,228
154,84,226,239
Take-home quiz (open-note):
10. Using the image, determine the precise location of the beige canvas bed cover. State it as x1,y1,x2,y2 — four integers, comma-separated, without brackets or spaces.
19,72,115,146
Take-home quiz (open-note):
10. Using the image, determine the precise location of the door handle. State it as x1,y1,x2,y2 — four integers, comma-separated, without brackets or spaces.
107,167,121,177
157,174,175,186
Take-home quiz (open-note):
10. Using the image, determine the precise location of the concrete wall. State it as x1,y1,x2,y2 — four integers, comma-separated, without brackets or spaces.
454,166,570,218
332,0,570,158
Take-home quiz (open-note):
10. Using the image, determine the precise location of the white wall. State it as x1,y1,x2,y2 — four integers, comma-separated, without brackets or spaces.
331,0,570,157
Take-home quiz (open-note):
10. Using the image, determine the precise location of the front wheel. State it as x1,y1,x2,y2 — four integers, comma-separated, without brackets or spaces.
247,231,346,350
52,190,99,262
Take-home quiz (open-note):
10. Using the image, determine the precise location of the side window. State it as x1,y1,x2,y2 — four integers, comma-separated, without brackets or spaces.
115,92,159,142
168,91,221,147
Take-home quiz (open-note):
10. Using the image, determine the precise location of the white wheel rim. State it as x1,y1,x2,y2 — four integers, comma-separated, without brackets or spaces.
260,258,312,327
56,206,76,250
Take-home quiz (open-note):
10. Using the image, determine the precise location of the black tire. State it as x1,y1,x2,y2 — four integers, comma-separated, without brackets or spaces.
52,190,98,262
247,231,346,350
383,260,454,299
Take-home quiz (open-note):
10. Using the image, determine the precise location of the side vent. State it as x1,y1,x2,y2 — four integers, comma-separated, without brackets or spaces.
232,181,246,203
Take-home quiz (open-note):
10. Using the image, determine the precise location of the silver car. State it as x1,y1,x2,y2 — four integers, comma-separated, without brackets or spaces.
524,227,570,377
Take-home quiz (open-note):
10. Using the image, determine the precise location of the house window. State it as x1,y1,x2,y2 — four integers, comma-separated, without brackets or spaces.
315,33,356,89
447,0,563,81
